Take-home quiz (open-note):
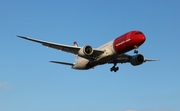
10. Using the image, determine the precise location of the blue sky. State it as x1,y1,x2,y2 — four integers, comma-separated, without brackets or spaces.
1,0,180,111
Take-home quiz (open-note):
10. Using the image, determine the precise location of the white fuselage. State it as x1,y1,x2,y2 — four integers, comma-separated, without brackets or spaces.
72,40,116,69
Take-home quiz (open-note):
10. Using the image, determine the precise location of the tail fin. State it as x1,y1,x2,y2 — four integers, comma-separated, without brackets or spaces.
74,41,78,47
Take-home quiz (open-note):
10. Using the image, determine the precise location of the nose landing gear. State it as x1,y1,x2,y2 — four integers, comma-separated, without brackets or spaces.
134,49,138,54
110,63,119,72
134,45,138,54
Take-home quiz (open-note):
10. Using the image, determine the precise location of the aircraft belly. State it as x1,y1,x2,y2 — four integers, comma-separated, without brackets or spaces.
72,58,89,70
95,55,113,65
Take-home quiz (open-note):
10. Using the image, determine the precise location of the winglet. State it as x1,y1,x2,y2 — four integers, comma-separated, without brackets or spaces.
17,35,26,39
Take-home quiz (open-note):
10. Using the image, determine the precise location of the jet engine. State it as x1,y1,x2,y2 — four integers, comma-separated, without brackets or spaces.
78,45,93,57
130,54,145,66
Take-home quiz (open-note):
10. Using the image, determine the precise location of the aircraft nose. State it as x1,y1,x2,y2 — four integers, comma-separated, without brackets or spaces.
139,34,146,43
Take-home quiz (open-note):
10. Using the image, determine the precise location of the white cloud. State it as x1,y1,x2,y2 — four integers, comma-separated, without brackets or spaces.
0,82,12,90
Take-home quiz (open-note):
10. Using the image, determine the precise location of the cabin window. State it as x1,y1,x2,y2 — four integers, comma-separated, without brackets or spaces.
135,32,143,34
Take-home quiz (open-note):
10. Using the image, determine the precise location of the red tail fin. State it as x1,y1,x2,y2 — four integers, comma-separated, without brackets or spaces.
74,42,78,47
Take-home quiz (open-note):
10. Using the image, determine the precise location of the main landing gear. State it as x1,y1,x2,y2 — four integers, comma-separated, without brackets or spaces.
110,63,119,72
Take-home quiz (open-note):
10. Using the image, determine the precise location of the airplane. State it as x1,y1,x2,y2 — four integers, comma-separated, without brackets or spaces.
17,30,157,72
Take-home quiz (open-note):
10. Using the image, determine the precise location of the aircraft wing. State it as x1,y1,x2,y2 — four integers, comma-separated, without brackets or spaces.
108,54,158,64
144,58,159,62
17,35,104,57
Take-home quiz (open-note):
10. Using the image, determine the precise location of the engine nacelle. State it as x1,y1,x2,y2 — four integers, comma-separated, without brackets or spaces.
130,54,145,66
78,45,93,57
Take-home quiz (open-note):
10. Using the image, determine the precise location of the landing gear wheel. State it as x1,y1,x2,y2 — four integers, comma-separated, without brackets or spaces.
115,67,119,71
110,64,119,72
114,67,119,72
134,49,138,54
110,67,114,72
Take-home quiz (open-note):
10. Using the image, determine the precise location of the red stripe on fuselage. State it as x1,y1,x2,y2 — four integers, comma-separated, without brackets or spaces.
113,30,146,54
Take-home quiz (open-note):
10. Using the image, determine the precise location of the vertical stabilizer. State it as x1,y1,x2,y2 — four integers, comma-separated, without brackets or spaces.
74,42,78,47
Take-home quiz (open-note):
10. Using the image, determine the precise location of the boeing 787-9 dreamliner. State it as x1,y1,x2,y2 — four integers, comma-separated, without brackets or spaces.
18,30,157,72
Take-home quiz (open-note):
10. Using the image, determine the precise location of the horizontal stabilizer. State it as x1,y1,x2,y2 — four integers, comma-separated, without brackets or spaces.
50,61,74,66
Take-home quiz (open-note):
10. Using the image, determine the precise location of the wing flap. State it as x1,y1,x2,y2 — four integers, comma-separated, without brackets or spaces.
108,54,131,64
93,49,104,56
108,54,158,64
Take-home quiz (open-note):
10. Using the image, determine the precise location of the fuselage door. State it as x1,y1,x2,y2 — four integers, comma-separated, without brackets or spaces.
125,32,131,46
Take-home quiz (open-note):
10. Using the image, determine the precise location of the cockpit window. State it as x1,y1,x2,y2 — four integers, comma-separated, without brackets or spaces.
135,32,143,34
